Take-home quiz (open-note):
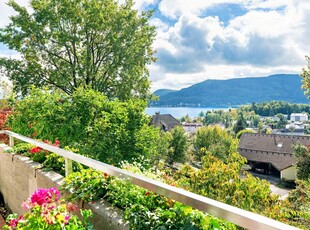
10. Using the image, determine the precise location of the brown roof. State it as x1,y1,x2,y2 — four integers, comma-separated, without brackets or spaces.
238,133,310,171
151,113,180,131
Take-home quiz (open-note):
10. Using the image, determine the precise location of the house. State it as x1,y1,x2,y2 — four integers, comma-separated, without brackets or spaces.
151,112,180,131
284,123,304,135
182,122,203,133
290,113,308,122
238,133,310,181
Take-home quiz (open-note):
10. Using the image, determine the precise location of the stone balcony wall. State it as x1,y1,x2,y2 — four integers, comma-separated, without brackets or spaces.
0,144,128,230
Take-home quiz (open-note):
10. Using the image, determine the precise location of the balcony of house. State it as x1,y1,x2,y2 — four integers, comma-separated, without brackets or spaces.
0,130,300,230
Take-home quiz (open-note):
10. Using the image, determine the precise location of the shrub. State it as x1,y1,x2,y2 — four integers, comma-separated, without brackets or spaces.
7,87,162,166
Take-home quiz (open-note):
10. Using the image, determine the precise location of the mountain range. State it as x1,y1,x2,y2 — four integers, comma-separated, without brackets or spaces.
151,74,309,107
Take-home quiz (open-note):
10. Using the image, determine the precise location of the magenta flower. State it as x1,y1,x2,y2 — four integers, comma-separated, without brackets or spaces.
30,188,61,205
65,215,71,224
9,215,23,228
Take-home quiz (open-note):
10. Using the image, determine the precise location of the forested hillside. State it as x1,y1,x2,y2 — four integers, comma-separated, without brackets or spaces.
151,74,308,107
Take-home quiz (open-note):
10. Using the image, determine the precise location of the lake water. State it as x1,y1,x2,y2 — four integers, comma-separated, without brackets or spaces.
145,107,229,118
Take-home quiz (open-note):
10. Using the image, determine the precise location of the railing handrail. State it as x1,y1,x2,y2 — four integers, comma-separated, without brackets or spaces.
0,130,299,230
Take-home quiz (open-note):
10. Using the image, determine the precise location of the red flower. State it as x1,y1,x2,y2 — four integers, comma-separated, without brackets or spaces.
104,173,109,178
44,140,52,145
145,191,150,196
54,140,60,147
30,146,42,154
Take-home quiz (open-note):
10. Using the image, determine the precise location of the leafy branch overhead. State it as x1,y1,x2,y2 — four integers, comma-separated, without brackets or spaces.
301,55,310,98
0,0,156,100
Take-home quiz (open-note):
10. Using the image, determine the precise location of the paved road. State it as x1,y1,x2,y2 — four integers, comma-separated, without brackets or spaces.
247,172,292,199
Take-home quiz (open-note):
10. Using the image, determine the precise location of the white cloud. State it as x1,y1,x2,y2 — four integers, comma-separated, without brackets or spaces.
133,0,157,10
149,0,310,90
228,10,294,38
0,0,30,27
243,0,290,10
1,0,310,92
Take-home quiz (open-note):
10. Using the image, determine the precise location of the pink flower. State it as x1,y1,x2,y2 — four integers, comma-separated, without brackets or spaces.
9,219,18,228
30,188,61,205
65,215,71,224
22,200,32,210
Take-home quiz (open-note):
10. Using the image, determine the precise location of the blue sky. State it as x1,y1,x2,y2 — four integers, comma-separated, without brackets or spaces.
1,0,310,91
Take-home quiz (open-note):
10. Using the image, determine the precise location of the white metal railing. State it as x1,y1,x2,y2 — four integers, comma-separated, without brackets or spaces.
0,130,299,230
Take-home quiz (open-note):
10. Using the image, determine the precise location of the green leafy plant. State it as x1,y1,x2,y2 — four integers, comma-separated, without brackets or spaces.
7,87,163,166
42,147,83,176
12,143,35,155
61,167,237,229
61,169,109,202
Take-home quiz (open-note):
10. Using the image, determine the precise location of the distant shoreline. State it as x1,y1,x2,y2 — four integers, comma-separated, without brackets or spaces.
145,106,232,118
147,105,240,108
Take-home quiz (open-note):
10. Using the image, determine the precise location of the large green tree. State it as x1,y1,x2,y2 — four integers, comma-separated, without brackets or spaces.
293,143,310,180
0,0,156,100
233,113,247,134
193,126,245,168
301,56,310,97
168,126,188,164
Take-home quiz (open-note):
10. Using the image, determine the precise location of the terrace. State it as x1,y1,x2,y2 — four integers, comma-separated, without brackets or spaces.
0,130,299,230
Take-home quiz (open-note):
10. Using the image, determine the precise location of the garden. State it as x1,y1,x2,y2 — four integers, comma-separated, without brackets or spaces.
0,90,309,229
0,0,309,229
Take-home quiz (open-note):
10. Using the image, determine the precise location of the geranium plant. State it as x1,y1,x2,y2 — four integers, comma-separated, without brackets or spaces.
3,188,93,230
27,139,60,163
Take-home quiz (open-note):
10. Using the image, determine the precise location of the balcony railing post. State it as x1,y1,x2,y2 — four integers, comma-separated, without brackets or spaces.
9,135,14,147
65,158,73,176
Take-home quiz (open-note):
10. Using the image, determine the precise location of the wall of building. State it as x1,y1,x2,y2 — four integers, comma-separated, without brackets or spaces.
280,166,297,181
290,114,308,122
0,144,128,230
